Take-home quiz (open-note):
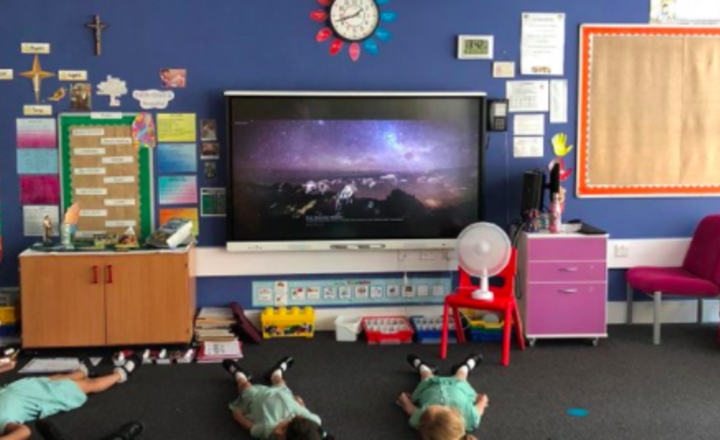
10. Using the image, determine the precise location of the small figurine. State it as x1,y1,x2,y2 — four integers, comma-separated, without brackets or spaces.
117,226,139,249
42,215,53,245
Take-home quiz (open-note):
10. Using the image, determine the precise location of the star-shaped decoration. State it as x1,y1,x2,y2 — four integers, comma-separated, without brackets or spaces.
20,55,54,104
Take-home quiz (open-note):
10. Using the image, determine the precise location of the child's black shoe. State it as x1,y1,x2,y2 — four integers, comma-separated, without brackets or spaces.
222,359,252,381
451,353,483,375
265,356,294,382
406,354,439,374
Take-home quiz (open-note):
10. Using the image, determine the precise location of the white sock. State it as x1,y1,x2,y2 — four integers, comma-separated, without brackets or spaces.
419,365,431,375
235,372,248,382
79,364,89,377
124,360,137,374
412,359,422,369
115,367,128,383
271,369,283,381
466,359,477,370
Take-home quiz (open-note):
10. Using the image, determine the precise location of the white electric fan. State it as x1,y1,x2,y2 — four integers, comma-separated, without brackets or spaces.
457,222,512,301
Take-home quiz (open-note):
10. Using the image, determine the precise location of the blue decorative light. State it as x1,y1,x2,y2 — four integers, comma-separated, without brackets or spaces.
380,11,398,23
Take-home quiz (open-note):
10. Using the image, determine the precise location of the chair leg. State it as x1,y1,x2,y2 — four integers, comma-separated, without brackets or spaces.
626,283,634,325
512,303,525,350
440,302,450,360
698,299,704,324
502,307,512,366
452,307,465,344
653,291,662,345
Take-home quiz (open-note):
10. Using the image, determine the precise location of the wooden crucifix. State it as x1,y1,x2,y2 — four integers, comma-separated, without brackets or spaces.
85,15,109,56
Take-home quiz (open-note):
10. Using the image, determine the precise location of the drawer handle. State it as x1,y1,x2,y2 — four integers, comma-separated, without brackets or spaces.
559,267,579,272
106,265,113,284
92,266,99,284
559,288,578,294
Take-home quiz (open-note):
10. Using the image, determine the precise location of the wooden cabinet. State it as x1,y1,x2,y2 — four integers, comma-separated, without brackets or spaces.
20,247,196,348
518,233,608,346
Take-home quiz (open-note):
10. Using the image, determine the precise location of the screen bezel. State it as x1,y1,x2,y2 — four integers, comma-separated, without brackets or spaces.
225,91,487,252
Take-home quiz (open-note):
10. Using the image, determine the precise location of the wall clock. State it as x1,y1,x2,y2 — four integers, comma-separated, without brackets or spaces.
311,0,398,61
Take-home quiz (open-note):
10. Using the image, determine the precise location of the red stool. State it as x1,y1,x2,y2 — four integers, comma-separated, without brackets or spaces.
440,249,525,366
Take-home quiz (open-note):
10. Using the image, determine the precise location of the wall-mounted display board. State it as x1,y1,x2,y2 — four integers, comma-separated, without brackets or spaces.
58,114,154,240
577,25,720,197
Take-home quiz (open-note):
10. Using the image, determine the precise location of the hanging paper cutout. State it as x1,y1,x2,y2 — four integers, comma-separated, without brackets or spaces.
349,43,361,61
97,75,128,107
329,39,344,56
132,113,157,149
380,11,398,22
47,87,67,102
551,132,573,157
375,27,392,42
316,28,333,43
311,10,327,22
364,39,379,56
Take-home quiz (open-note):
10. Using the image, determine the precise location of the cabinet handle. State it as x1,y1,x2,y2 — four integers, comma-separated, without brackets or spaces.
559,288,578,294
559,267,579,272
92,266,99,284
107,265,113,284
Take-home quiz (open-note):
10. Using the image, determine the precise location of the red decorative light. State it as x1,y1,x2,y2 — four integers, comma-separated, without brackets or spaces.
349,43,361,62
317,0,331,6
310,10,327,22
316,28,333,43
329,39,344,55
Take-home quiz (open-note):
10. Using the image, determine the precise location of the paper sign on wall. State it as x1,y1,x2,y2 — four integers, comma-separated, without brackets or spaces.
650,0,720,24
158,114,197,142
200,188,226,217
513,137,544,158
58,71,88,81
21,43,50,54
17,149,58,174
158,176,198,205
17,119,56,148
521,13,565,76
23,106,52,116
507,81,549,112
493,62,516,78
514,114,545,136
159,208,199,236
0,70,13,80
132,90,174,110
158,143,197,173
550,79,568,124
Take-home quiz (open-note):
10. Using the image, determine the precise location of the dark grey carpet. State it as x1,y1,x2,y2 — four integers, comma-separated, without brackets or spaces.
5,325,720,440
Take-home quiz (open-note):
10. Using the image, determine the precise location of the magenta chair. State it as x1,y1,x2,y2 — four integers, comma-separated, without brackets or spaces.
626,215,720,344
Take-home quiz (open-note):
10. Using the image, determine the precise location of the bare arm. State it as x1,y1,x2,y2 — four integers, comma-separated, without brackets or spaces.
0,361,16,374
231,409,255,432
475,394,489,417
1,424,31,440
397,392,418,417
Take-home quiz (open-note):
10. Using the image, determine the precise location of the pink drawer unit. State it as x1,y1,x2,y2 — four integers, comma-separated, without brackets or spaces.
525,283,607,335
519,232,609,347
527,261,607,282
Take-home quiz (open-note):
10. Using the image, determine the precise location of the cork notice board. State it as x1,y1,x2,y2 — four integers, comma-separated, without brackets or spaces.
59,114,154,240
578,25,720,197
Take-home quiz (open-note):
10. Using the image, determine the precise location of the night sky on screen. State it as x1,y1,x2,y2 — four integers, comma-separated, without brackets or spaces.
235,120,476,172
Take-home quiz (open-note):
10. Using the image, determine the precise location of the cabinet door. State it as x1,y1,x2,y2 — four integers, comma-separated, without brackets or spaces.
105,253,192,345
21,256,106,347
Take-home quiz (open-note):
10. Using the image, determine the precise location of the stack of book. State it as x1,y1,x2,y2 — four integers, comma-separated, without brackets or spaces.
195,307,238,343
196,340,243,363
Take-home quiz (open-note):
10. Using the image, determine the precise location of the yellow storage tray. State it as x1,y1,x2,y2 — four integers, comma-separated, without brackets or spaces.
261,307,315,339
0,307,17,325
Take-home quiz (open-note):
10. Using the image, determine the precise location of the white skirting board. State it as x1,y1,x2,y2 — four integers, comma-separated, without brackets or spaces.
244,300,720,332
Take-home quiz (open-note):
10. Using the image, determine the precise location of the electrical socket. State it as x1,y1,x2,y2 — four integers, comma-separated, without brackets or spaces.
398,251,419,261
420,250,438,260
614,243,630,258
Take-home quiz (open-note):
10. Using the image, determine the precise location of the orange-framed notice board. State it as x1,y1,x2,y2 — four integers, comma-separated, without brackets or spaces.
577,25,720,198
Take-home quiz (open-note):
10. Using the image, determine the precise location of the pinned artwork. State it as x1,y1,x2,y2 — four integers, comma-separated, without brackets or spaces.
20,55,54,104
200,119,217,141
70,84,92,111
160,69,187,88
85,15,109,56
47,87,67,102
133,90,174,110
200,142,219,160
131,113,156,149
204,161,217,180
311,0,397,61
97,76,127,107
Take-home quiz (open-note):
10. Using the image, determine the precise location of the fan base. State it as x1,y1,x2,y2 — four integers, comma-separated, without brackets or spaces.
471,289,494,301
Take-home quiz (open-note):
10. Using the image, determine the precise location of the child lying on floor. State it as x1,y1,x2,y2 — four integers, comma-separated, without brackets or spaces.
223,357,333,440
397,354,488,440
0,357,140,440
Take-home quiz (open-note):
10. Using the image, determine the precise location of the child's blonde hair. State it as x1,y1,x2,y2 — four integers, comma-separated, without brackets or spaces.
419,406,479,440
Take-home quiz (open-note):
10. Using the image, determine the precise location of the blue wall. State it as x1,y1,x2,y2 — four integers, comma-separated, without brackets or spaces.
0,0,716,305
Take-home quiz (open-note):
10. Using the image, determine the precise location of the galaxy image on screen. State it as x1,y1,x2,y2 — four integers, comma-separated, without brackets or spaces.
231,119,480,240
